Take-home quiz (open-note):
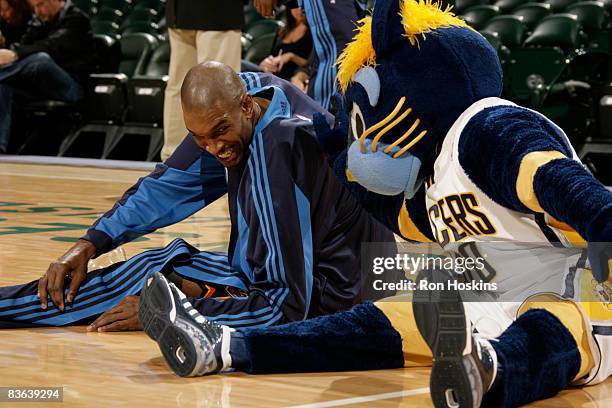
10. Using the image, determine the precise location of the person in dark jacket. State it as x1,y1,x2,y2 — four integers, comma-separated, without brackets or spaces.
0,0,93,153
0,0,32,47
161,0,244,161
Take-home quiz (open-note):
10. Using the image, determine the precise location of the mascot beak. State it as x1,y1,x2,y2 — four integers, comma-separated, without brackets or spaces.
347,138,423,198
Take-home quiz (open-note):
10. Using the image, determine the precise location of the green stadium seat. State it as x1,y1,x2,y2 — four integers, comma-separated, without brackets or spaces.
510,14,582,108
541,0,579,12
566,1,608,33
276,6,287,22
601,0,612,11
98,0,131,14
93,6,124,24
244,33,277,64
524,14,580,52
564,4,611,85
508,47,568,103
481,15,527,48
92,20,120,36
244,7,265,30
61,33,159,158
245,19,284,40
92,33,121,73
109,42,171,161
120,7,159,29
15,100,82,155
455,0,489,13
134,0,165,13
512,3,552,30
461,5,500,30
241,35,253,57
494,0,530,13
73,0,96,16
120,21,161,39
139,42,169,78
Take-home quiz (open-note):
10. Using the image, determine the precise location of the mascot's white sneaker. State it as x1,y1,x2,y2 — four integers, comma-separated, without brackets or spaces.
413,269,498,408
139,272,233,377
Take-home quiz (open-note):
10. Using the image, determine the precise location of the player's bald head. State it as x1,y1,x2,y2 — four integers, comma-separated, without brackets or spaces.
181,61,245,114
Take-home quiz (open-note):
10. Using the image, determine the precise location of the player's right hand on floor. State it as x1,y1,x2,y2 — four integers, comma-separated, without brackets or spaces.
38,239,96,311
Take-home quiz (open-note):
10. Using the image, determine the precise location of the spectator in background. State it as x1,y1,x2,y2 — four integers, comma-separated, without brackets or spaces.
259,7,312,80
161,0,244,161
0,0,93,154
0,0,32,48
255,0,363,110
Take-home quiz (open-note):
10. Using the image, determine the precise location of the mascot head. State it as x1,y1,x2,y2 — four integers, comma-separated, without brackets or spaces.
339,0,502,198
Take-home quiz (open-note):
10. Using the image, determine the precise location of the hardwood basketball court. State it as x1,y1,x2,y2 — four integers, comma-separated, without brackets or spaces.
0,160,610,407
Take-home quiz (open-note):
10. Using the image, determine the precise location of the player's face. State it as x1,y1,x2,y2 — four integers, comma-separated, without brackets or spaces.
184,96,254,167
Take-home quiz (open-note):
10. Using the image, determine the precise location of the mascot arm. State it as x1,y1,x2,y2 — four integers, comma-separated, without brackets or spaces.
459,105,612,243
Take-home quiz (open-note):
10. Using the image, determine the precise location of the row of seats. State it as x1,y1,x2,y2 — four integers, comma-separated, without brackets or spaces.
73,0,165,17
458,0,612,171
462,0,611,33
456,0,612,14
460,1,611,106
73,0,167,39
24,1,610,164
12,1,288,160
57,32,169,160
81,0,286,66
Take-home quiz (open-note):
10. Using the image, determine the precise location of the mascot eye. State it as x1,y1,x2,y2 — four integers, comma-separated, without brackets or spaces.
350,103,365,140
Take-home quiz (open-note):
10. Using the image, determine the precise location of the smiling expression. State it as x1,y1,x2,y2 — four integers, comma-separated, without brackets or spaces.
184,95,256,167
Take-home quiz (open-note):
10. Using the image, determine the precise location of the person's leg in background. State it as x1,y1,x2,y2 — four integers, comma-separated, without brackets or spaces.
0,52,83,153
195,30,242,72
161,28,197,161
0,83,13,153
17,53,83,102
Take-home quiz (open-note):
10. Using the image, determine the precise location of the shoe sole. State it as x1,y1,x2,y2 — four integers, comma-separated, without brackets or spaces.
413,269,479,408
139,273,200,377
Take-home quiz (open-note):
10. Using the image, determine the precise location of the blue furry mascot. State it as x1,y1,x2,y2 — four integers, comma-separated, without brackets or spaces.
137,1,612,407
312,0,612,406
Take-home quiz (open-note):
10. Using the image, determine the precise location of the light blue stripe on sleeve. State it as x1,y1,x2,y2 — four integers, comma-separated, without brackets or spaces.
294,184,313,319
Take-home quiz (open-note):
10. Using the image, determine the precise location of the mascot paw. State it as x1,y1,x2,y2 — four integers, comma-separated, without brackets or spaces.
588,242,612,283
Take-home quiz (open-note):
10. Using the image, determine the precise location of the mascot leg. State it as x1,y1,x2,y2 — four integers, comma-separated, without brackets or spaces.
414,270,592,408
232,302,409,373
483,308,582,407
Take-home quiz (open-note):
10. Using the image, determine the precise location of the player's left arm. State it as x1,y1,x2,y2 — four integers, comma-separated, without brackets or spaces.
459,105,612,280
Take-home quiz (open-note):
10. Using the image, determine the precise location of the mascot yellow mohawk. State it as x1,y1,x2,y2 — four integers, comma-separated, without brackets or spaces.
337,0,472,92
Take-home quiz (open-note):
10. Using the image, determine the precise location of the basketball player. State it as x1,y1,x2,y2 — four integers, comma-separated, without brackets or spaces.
0,63,395,329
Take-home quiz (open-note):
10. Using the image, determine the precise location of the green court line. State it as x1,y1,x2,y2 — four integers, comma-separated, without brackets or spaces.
51,236,151,243
58,212,100,217
0,222,91,235
0,206,93,213
151,231,202,238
